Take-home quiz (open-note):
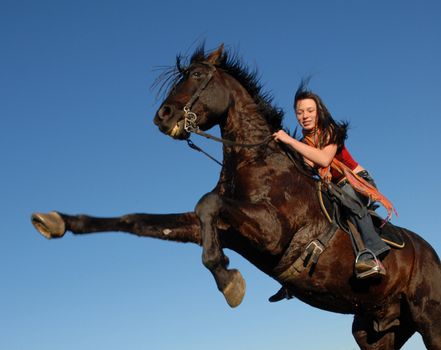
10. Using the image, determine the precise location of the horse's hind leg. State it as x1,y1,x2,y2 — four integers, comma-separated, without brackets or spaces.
410,292,441,349
352,315,415,350
406,237,441,349
417,325,441,350
195,193,246,308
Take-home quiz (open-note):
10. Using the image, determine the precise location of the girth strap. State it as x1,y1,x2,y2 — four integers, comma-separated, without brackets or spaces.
278,223,339,281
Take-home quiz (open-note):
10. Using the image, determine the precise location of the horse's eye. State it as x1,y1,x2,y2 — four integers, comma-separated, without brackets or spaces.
192,71,202,78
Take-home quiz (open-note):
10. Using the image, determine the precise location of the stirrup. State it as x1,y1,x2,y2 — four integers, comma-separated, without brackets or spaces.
355,249,386,279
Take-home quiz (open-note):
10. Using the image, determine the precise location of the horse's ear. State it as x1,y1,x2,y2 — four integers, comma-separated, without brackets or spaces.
207,43,225,65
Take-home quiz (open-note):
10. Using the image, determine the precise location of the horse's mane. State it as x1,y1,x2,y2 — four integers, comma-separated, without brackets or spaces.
153,44,284,132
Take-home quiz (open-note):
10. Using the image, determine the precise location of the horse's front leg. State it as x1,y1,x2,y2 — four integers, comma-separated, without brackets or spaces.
195,193,246,308
31,211,201,245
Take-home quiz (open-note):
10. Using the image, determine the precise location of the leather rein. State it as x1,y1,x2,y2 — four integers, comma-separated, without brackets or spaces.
181,62,308,178
182,63,273,155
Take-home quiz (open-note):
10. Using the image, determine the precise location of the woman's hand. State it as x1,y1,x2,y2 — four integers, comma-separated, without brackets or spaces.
273,129,337,167
272,130,293,144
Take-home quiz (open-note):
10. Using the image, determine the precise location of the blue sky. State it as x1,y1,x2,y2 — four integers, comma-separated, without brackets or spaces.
1,0,440,349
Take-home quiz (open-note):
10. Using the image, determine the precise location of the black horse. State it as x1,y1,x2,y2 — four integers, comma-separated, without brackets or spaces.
32,44,441,349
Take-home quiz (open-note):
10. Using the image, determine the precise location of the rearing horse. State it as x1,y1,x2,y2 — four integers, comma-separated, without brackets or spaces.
32,44,441,349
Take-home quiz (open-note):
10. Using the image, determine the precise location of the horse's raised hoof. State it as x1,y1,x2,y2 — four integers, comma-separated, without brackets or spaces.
31,211,66,239
222,269,246,308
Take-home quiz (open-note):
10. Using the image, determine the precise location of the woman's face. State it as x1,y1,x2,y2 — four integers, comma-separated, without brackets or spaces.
295,98,318,131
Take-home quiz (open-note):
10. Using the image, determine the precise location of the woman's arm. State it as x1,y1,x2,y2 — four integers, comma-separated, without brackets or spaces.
273,130,337,167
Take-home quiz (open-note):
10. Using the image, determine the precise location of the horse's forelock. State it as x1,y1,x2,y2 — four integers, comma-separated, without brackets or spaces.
190,43,208,64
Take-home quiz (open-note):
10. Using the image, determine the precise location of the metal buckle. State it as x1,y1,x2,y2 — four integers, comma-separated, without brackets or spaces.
183,106,198,133
303,240,325,267
306,240,324,256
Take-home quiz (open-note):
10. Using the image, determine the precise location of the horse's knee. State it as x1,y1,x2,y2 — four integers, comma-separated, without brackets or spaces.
195,193,222,221
202,249,220,270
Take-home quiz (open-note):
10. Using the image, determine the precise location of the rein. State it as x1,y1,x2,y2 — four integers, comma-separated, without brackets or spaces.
183,76,310,174
182,62,274,165
185,128,273,166
191,128,273,149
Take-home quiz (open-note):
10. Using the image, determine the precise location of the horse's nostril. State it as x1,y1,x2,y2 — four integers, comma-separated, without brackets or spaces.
159,105,173,120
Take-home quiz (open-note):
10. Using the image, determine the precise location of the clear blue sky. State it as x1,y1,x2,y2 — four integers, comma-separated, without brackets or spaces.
1,0,440,349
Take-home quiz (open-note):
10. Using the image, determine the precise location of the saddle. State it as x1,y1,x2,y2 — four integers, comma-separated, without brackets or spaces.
270,181,405,305
318,181,405,249
274,181,404,286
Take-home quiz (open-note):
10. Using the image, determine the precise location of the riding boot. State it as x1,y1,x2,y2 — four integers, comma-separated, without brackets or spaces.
347,216,388,279
355,249,386,279
268,285,294,302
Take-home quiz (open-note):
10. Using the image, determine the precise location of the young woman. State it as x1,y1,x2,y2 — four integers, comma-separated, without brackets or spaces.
272,83,390,281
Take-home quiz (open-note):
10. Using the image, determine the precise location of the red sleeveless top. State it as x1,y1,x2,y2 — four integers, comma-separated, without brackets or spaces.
331,145,358,182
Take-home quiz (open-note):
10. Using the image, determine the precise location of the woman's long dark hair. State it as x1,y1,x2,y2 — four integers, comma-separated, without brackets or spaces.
294,80,348,151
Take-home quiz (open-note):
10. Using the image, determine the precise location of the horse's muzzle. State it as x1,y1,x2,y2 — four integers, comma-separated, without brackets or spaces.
166,120,190,140
154,106,190,140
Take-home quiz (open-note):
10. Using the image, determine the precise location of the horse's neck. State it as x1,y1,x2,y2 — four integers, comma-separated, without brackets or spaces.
220,95,271,147
217,80,318,203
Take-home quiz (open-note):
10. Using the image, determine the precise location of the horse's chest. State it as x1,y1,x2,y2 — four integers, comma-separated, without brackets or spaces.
219,170,273,201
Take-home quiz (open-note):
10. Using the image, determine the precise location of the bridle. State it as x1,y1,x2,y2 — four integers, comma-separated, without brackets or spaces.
181,62,273,149
182,63,216,134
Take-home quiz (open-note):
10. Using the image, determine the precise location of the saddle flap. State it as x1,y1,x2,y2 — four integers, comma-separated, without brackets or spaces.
370,212,405,249
318,182,405,249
